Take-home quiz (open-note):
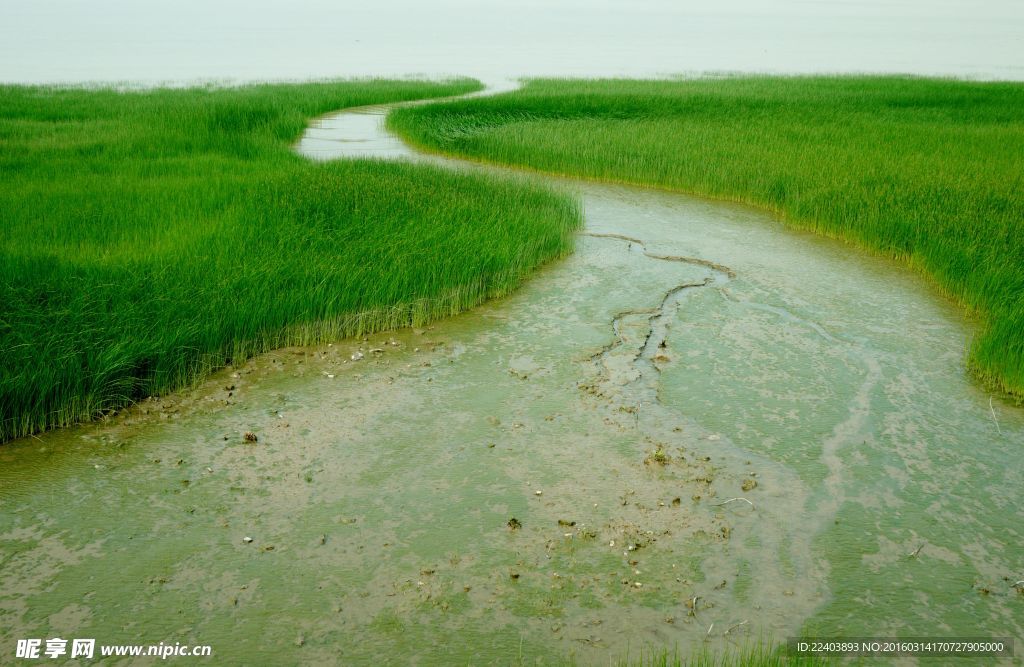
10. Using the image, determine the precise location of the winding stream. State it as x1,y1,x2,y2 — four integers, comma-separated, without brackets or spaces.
1,84,1022,664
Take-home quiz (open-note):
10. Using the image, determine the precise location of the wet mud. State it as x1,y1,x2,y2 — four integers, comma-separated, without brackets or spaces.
1,85,1022,665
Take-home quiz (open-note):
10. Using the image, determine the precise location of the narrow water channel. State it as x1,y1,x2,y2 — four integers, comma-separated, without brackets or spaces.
1,84,1021,665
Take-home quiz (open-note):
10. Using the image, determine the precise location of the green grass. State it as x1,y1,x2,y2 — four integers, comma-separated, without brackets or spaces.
388,76,1024,399
609,644,831,667
0,79,582,442
549,641,832,667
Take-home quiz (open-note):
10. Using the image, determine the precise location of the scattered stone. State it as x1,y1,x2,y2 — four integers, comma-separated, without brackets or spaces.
243,432,258,443
350,351,364,361
741,479,758,492
507,518,522,530
242,536,254,544
557,519,576,527
534,490,543,496
671,497,681,506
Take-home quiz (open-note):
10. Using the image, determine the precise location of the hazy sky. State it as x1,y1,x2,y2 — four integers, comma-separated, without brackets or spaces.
2,0,1022,83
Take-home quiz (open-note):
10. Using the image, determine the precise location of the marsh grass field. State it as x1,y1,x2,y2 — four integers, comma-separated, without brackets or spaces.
0,79,582,442
389,76,1024,398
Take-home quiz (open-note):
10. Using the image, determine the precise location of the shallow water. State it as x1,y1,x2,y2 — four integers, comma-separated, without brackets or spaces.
2,90,1023,664
2,1,1023,83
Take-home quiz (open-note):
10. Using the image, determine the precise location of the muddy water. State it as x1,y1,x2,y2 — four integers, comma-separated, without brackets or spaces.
2,93,1023,665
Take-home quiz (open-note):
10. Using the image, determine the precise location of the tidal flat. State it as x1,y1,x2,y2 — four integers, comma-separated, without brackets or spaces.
2,81,1022,664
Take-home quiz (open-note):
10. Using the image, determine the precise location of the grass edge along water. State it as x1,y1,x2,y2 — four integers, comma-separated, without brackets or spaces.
0,78,583,442
388,75,1024,401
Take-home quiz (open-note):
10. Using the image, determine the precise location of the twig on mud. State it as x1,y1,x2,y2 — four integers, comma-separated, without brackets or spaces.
712,497,755,509
989,397,1002,435
725,620,749,635
580,231,645,246
907,543,925,559
705,622,715,639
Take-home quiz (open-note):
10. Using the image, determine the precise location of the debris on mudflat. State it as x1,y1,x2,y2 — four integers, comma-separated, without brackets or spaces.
741,478,758,492
350,351,364,361
243,432,258,443
644,444,670,465
557,519,576,527
507,518,522,530
242,536,254,544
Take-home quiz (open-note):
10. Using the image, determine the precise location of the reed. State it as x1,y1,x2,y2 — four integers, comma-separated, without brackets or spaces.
0,79,582,441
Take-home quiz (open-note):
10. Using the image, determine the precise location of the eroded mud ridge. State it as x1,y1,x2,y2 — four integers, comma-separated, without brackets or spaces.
581,231,731,400
2,88,1022,665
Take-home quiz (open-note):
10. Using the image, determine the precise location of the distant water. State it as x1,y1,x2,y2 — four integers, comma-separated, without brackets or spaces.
2,0,1022,84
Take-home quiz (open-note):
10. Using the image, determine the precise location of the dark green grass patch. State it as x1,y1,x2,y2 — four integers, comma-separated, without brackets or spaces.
0,80,581,442
389,76,1024,398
